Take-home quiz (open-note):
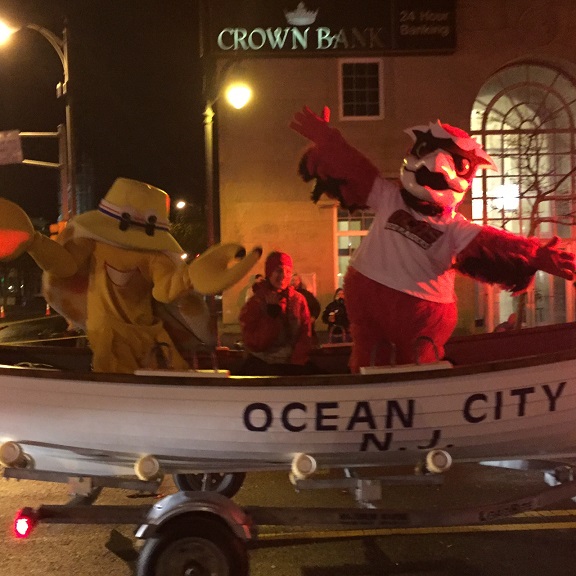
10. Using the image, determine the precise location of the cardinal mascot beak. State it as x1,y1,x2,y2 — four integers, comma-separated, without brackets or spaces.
400,120,497,211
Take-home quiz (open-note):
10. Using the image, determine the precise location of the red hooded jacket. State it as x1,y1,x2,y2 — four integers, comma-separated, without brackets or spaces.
239,280,312,365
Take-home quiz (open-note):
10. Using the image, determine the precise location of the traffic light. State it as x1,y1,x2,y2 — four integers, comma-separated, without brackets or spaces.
49,221,67,240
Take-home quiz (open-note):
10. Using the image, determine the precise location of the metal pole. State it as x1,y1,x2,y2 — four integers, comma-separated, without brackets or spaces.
62,25,76,217
203,102,220,345
26,22,76,219
200,1,223,344
57,124,69,219
204,103,215,247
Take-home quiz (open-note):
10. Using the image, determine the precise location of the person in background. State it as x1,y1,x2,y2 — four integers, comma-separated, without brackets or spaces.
321,288,351,343
493,312,518,332
291,273,321,346
238,251,314,375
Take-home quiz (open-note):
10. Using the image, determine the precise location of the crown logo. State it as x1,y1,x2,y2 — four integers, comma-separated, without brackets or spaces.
284,2,319,26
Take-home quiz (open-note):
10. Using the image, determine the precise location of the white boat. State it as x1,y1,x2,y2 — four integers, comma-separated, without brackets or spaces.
1,322,576,481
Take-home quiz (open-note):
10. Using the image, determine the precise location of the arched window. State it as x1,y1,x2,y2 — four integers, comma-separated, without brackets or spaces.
470,60,576,329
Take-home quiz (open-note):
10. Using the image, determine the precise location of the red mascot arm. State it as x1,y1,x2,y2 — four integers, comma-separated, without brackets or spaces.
290,106,379,210
455,227,575,294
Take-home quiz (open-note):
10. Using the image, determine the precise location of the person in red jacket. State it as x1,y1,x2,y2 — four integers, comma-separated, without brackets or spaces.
238,251,314,375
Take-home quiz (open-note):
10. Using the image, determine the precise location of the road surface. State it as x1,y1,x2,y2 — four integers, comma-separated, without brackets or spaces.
2,465,576,575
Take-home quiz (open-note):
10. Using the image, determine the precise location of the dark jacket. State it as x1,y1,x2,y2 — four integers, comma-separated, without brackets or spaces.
321,297,349,329
297,287,321,320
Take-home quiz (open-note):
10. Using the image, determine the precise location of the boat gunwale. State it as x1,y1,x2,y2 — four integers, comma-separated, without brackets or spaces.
1,346,576,387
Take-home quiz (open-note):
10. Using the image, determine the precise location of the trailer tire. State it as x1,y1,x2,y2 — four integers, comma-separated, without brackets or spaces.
137,515,248,576
173,472,246,498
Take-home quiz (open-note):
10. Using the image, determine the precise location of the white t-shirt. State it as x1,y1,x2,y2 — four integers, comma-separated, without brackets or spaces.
349,177,482,303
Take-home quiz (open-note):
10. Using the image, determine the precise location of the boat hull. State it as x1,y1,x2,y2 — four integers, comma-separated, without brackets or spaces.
1,347,576,478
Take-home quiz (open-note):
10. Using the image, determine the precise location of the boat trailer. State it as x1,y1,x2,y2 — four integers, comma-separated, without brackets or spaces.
5,458,576,576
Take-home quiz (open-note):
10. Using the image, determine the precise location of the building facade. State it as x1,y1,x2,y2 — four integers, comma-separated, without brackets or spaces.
209,0,576,334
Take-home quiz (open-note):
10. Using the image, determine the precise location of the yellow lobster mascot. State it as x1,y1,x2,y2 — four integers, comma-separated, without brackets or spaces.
0,178,261,373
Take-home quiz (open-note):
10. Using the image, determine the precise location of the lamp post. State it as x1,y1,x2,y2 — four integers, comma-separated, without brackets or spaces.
203,74,252,246
0,20,76,219
201,57,251,345
204,101,216,246
198,2,252,345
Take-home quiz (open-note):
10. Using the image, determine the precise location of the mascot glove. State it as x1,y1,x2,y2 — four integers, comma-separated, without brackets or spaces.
291,106,379,206
533,236,575,280
290,105,338,147
188,243,262,295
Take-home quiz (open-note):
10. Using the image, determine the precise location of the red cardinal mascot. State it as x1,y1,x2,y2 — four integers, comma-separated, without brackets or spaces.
291,107,575,371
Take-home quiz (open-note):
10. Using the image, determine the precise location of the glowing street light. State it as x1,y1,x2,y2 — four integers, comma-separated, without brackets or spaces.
204,66,252,246
201,63,251,346
224,82,252,110
0,21,14,43
198,0,252,344
0,19,76,219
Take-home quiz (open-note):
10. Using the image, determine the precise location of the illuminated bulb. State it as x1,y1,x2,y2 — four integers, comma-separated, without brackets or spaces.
225,83,252,109
15,516,32,538
0,23,16,44
13,508,37,539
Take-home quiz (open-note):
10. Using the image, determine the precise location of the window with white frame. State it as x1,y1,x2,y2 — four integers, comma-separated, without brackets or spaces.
336,208,374,286
338,58,384,121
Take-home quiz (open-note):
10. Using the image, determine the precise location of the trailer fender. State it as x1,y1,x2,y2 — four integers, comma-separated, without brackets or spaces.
135,490,253,542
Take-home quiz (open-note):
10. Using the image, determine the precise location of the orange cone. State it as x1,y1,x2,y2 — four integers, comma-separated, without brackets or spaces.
0,305,4,319
45,303,51,316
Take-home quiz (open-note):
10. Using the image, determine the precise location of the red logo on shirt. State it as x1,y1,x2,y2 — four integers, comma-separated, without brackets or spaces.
386,210,443,249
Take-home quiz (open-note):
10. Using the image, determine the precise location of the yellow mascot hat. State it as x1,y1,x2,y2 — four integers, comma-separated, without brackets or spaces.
73,178,182,252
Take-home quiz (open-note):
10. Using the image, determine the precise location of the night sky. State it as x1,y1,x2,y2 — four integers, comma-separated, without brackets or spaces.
0,0,204,223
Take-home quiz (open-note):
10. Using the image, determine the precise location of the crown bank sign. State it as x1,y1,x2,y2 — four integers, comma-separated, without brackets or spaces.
207,0,456,56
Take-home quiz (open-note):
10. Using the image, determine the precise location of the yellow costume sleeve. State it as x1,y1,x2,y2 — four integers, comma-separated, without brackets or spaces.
27,232,81,278
187,243,263,294
149,253,195,303
150,243,262,302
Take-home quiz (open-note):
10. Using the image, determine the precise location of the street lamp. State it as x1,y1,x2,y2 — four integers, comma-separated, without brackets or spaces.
201,59,252,346
0,20,76,220
203,62,252,246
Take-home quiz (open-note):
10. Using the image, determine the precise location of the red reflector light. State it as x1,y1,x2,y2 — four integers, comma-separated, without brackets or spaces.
13,509,37,539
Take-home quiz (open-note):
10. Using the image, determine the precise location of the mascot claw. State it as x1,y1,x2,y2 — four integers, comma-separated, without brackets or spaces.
188,243,262,294
535,236,576,280
0,198,78,277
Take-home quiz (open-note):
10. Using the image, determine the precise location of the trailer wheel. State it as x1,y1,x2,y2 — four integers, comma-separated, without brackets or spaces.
137,516,248,576
173,472,246,498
